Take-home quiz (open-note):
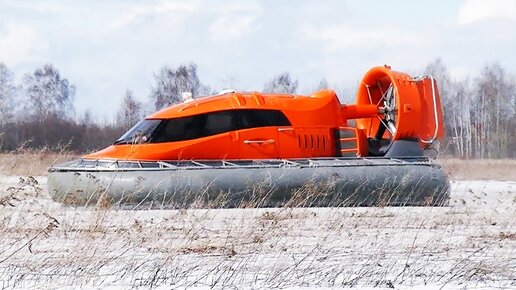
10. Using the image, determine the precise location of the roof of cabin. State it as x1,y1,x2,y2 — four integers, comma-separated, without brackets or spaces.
147,90,340,119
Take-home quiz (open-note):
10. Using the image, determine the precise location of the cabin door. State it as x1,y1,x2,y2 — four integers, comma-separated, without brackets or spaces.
277,126,300,158
238,128,279,159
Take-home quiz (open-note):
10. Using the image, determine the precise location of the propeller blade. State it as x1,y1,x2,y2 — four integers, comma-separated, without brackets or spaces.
387,120,397,135
375,119,387,140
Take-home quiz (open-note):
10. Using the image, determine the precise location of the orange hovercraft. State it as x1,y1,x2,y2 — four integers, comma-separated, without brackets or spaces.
49,66,449,207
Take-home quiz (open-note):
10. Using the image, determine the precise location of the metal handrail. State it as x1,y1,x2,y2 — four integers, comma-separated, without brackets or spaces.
51,156,434,173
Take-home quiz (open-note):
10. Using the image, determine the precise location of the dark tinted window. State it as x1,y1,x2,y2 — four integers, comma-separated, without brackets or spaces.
205,110,235,135
150,110,237,143
114,109,290,144
239,109,291,129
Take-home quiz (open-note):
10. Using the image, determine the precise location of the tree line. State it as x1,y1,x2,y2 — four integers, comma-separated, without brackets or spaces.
424,59,515,158
0,60,514,158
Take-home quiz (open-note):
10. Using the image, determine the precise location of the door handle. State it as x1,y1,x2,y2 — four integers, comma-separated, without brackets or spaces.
243,139,275,144
278,127,294,132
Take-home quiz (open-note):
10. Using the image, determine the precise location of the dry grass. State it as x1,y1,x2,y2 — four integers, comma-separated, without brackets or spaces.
437,158,516,181
0,152,78,176
1,151,515,181
0,153,514,288
0,179,514,288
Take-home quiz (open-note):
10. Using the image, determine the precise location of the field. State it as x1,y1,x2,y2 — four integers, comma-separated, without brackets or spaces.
0,154,515,289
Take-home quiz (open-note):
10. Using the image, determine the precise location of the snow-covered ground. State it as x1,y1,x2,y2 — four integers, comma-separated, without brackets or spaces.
0,176,514,289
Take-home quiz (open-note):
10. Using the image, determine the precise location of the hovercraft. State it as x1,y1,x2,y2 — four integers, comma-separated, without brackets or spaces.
49,66,450,208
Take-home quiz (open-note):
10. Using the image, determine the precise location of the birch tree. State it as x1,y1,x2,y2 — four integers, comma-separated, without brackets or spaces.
424,59,473,157
473,63,515,158
23,64,76,121
116,89,143,130
316,78,329,90
264,72,298,94
150,63,202,110
0,63,16,124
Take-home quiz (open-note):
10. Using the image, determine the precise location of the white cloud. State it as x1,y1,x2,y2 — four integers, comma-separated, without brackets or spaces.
0,23,47,64
209,2,262,41
210,15,257,40
457,0,516,24
108,0,200,32
8,1,78,15
303,25,430,51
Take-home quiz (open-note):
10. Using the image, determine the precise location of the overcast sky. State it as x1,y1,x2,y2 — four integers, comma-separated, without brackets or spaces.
1,0,515,120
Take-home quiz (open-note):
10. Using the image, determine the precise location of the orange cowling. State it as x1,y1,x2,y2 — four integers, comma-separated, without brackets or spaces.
354,65,444,143
340,104,378,120
355,65,421,140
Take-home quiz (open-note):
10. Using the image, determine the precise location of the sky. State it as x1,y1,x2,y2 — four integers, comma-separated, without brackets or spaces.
1,0,515,120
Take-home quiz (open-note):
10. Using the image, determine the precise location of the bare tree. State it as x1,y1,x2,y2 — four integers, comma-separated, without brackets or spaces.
0,63,16,124
116,89,143,130
80,110,93,126
473,63,516,158
424,59,515,158
424,59,474,158
150,63,202,110
264,72,298,94
23,64,76,121
316,78,329,91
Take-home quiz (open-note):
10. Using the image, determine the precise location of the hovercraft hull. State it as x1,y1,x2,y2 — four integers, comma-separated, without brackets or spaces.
48,157,449,208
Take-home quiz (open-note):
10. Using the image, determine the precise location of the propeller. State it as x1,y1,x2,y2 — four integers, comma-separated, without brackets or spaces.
374,83,397,141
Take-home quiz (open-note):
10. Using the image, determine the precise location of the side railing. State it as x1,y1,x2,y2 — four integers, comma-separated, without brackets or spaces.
49,156,434,172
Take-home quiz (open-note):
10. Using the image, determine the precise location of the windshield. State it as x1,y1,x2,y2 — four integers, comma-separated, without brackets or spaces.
114,120,161,145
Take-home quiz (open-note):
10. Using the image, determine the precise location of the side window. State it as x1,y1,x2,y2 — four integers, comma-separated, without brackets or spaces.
238,109,291,129
118,109,291,144
204,111,236,135
147,111,237,143
182,115,206,140
147,115,202,143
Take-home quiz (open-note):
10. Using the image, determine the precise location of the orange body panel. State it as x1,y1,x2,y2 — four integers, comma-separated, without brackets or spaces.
84,66,445,161
238,127,279,158
87,132,240,161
